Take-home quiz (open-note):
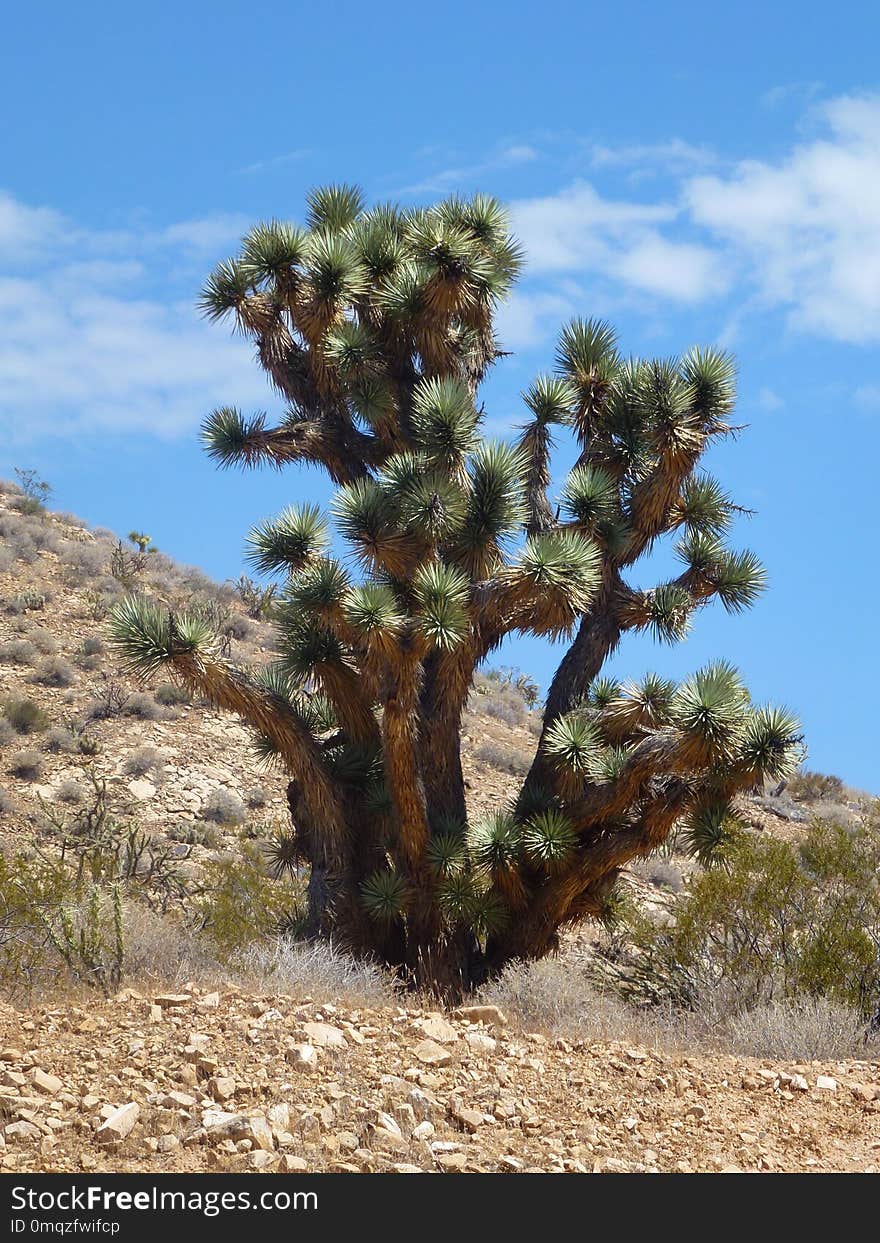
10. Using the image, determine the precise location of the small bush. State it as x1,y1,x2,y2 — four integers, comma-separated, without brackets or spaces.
629,857,684,892
42,725,77,754
58,543,108,576
244,786,270,810
124,692,163,721
81,636,105,657
123,746,165,778
32,656,77,687
202,788,247,825
0,639,38,666
154,682,191,707
0,787,14,814
56,779,84,804
0,548,14,574
788,769,846,802
2,696,50,735
234,940,394,1006
0,718,16,748
9,748,44,780
6,589,48,612
25,626,58,655
198,844,306,956
720,996,877,1061
221,614,256,643
475,741,533,775
166,822,220,847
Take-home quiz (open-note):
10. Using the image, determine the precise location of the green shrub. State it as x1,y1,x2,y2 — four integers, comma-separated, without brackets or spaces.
1,696,50,734
611,816,880,1020
196,843,306,957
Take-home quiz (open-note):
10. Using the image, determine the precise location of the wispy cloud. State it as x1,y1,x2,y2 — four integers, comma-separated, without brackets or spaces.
236,149,312,176
396,143,539,196
588,138,716,175
0,193,267,444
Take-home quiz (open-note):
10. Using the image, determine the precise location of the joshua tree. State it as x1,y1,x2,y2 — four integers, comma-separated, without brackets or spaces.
109,185,801,991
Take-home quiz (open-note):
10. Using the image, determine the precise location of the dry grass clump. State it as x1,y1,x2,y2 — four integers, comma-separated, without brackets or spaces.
8,748,44,780
42,725,77,754
123,691,164,721
788,770,846,802
0,638,39,666
475,740,533,776
479,956,675,1044
121,904,225,987
154,682,191,707
0,787,14,814
718,996,880,1061
55,778,84,804
123,746,165,778
233,939,395,1007
32,656,77,687
629,857,684,892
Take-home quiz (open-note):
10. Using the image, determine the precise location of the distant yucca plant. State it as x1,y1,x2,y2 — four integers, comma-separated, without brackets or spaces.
108,184,801,993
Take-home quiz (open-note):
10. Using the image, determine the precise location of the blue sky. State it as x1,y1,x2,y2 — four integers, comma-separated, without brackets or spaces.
1,1,878,788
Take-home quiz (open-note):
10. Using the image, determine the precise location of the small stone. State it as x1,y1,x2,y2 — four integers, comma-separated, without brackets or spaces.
498,1155,523,1172
449,1105,482,1133
5,1120,42,1144
413,1039,452,1067
790,1074,809,1092
436,1152,467,1171
161,1091,197,1109
684,1104,707,1120
464,1031,497,1055
816,1076,838,1092
369,1126,408,1154
247,1150,275,1169
392,1163,423,1174
286,1044,320,1073
453,1005,507,1028
156,1134,180,1153
412,1121,434,1141
415,1016,459,1044
30,1069,64,1096
154,994,192,1009
96,1102,140,1145
0,1049,24,1063
302,1022,347,1049
279,1155,308,1172
211,1077,237,1102
199,993,220,1009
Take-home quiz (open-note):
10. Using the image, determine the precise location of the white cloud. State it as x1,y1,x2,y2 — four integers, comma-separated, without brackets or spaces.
684,93,880,341
589,138,716,174
756,387,784,412
0,193,269,444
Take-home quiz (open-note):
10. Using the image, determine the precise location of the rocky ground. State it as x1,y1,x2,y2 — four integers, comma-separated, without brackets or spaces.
1,987,878,1175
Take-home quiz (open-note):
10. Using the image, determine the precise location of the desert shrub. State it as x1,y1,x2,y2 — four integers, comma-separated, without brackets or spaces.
25,626,58,654
0,787,14,814
123,691,163,720
479,956,662,1042
197,844,306,957
86,678,130,719
120,903,222,985
32,656,77,687
12,467,51,515
42,725,77,754
0,718,16,748
154,682,191,706
788,769,846,802
81,635,105,657
234,939,394,1006
166,822,220,847
0,639,38,665
0,548,14,574
612,817,880,1020
123,746,165,778
58,542,108,576
719,996,877,1060
629,857,684,892
221,614,256,643
8,748,44,780
202,788,247,825
475,740,533,775
6,589,48,612
244,785,270,810
56,779,84,804
232,574,277,620
2,696,50,735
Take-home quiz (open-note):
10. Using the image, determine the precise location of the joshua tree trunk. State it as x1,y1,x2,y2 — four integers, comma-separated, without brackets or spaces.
110,184,801,993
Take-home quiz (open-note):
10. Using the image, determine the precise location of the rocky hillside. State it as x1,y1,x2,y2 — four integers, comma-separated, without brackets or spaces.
1,987,878,1174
